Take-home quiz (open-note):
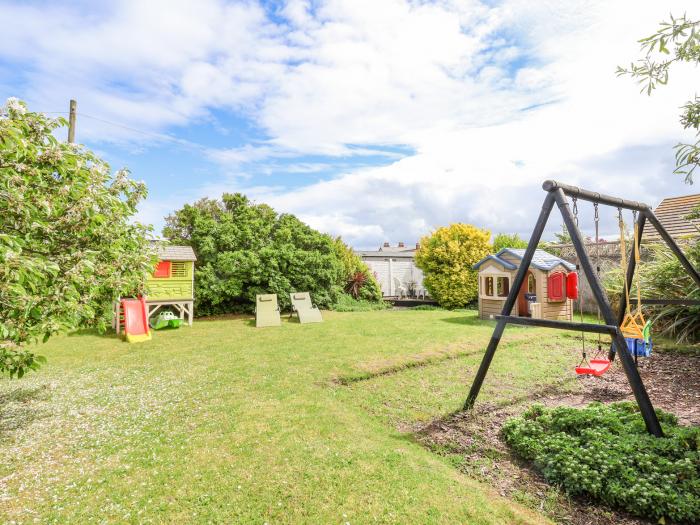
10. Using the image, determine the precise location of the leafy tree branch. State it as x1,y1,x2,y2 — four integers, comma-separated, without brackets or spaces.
617,13,700,183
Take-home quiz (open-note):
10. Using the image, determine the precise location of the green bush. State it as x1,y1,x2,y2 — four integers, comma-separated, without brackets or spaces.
415,223,491,309
492,233,528,252
502,402,700,523
408,305,444,311
332,294,389,312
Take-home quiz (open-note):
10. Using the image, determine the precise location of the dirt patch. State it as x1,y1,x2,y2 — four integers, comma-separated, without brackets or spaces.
552,350,700,425
416,351,700,525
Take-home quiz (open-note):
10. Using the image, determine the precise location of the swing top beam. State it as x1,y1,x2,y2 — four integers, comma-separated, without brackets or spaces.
543,180,651,212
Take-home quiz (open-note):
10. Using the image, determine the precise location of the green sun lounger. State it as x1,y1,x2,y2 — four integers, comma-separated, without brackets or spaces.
290,292,323,324
256,294,281,328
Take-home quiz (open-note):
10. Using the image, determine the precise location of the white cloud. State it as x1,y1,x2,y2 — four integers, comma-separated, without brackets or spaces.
244,1,700,247
2,0,698,247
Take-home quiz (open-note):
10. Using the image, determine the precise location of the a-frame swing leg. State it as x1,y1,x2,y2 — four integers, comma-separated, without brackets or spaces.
552,189,663,437
464,192,556,409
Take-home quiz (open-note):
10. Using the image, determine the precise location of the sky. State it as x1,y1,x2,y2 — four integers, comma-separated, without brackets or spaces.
1,0,698,248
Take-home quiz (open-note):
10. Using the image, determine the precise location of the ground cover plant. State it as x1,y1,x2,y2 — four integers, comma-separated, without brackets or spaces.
502,402,700,523
0,309,569,524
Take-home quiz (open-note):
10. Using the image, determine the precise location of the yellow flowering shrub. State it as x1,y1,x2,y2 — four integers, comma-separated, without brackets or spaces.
415,224,491,309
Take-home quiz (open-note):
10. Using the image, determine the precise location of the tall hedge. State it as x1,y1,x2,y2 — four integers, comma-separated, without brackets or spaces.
415,224,491,309
164,193,366,314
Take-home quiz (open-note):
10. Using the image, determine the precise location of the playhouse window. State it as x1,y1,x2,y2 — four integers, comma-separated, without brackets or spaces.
484,277,494,296
153,261,171,278
482,275,510,299
527,273,536,294
171,261,186,278
496,277,509,297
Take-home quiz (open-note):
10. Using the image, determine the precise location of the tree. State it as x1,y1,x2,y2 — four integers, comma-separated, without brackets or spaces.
0,99,154,377
415,224,491,309
617,14,700,183
492,233,528,252
163,194,352,314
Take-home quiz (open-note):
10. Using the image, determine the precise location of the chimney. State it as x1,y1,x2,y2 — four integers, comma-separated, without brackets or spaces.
398,241,405,248
383,242,390,248
415,242,420,250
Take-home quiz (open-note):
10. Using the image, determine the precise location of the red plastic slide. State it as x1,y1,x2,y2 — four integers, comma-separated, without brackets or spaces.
120,297,152,343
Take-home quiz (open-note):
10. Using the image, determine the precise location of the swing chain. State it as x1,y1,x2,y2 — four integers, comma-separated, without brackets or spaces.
574,196,584,363
593,202,602,349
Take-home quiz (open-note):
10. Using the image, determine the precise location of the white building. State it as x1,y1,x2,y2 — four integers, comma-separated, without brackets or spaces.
357,242,426,298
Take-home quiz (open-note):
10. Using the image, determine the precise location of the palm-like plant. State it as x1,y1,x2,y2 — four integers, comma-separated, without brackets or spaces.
345,271,368,299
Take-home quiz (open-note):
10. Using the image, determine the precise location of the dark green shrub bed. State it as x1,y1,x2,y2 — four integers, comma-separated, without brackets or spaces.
502,403,700,523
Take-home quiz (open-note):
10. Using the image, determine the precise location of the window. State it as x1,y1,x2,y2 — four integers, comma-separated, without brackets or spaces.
484,277,494,296
153,261,171,278
171,261,187,278
496,277,509,297
527,273,536,294
481,274,510,299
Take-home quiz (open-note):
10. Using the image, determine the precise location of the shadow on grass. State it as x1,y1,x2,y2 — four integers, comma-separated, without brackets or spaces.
0,384,52,434
67,328,118,338
439,315,487,326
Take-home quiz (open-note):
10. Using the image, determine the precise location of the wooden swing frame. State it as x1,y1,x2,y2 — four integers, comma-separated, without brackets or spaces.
464,181,700,437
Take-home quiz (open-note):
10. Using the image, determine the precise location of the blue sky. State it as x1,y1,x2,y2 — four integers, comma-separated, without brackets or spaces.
1,0,697,248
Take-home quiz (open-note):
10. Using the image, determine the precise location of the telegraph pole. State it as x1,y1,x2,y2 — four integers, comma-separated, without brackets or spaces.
68,99,77,143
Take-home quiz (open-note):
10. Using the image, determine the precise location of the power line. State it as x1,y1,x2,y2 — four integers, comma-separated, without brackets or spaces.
33,108,210,151
77,112,207,151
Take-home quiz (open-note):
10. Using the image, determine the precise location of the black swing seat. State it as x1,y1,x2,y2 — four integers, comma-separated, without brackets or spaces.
575,358,611,377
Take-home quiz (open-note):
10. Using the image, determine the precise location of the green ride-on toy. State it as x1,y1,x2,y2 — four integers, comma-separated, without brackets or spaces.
150,310,183,330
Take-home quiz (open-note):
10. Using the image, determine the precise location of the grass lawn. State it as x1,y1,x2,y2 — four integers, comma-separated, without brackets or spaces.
0,309,584,524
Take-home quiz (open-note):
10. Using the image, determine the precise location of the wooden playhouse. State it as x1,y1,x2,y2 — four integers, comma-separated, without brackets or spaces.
473,248,576,321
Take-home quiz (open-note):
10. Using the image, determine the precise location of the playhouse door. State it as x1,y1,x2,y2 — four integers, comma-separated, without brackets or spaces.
517,271,534,317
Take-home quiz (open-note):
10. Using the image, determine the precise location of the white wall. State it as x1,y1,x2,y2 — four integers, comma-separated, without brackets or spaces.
363,257,425,297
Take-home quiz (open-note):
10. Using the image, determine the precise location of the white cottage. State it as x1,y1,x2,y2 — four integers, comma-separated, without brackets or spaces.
357,242,426,297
